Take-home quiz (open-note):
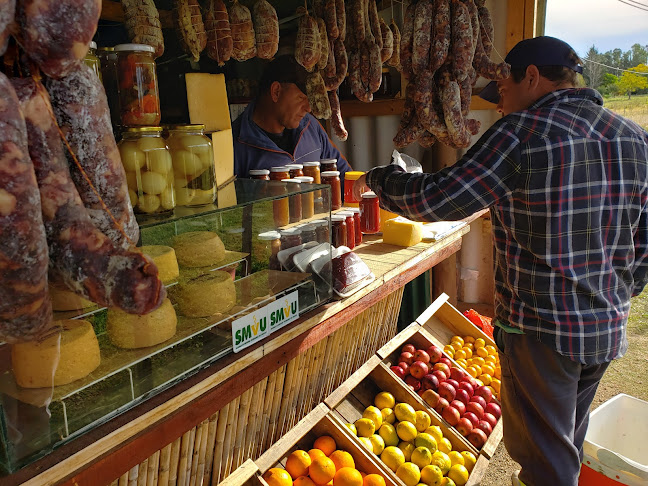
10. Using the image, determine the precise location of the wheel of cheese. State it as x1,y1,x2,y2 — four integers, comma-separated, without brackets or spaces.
176,271,236,317
140,245,180,283
49,284,95,311
12,319,101,388
107,298,177,349
172,231,225,267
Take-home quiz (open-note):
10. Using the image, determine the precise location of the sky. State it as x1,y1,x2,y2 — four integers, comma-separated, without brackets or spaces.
544,0,648,57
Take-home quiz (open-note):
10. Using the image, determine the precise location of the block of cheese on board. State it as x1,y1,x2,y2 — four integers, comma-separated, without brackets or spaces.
175,271,236,317
382,217,423,247
140,245,180,283
211,128,234,186
172,231,225,267
107,298,177,349
12,320,101,388
186,73,231,132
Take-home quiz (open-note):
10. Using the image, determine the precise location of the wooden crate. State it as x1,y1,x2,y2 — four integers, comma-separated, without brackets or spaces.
324,357,489,486
255,403,397,486
218,459,262,486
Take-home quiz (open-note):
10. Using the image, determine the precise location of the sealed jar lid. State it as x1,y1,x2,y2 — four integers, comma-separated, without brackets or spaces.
303,161,320,167
258,230,280,240
280,227,302,236
168,124,206,131
310,219,327,226
124,126,163,133
294,176,314,183
89,41,97,49
270,166,290,172
336,211,354,217
249,169,270,175
321,171,340,177
286,163,304,169
320,158,337,163
331,215,346,222
281,179,301,185
346,207,361,214
114,43,156,53
361,191,377,198
97,46,115,52
344,171,365,182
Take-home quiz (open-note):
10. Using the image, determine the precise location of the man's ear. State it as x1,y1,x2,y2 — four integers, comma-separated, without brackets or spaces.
270,81,282,102
525,65,541,90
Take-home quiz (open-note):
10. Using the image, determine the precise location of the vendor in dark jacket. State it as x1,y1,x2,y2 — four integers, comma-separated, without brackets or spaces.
232,55,352,179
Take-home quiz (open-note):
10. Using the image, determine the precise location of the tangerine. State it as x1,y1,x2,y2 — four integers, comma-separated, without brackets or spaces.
309,449,327,461
286,450,312,478
363,474,386,486
263,468,293,486
309,456,336,485
313,436,337,456
329,450,355,471
294,477,317,486
333,467,363,486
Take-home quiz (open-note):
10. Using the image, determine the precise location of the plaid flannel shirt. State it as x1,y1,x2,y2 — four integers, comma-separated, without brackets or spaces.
366,88,648,364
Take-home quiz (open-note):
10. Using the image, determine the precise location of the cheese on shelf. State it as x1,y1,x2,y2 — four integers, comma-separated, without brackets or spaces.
176,271,236,317
211,128,234,186
185,73,231,132
107,298,177,349
50,284,95,311
382,217,423,247
140,245,180,283
172,231,225,267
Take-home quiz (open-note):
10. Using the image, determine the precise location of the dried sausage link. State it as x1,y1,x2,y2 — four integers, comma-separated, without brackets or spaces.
387,18,401,70
329,90,348,140
451,0,474,82
430,0,450,72
412,0,434,75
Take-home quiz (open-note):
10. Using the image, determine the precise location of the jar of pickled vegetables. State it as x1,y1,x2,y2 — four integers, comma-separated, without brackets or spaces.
97,46,120,128
166,124,215,207
84,41,102,81
118,127,175,215
115,44,161,127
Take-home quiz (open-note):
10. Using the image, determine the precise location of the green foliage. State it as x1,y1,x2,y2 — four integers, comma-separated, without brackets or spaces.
617,64,648,98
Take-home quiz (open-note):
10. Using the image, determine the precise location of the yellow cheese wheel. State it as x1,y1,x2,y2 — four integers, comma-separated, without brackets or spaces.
49,284,95,311
107,298,177,349
172,231,225,268
176,271,236,317
140,245,180,283
12,319,100,388
382,218,423,247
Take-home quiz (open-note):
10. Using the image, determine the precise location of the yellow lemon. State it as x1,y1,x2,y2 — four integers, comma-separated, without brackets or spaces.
396,462,421,486
420,465,444,486
413,433,437,454
485,345,497,355
363,406,383,429
476,347,489,358
374,391,396,409
451,341,463,352
368,434,385,455
410,447,432,468
437,438,452,454
396,421,418,442
453,349,467,361
447,451,464,467
491,378,501,393
358,437,374,450
381,408,396,424
479,374,492,386
474,338,486,349
424,426,444,444
443,346,455,358
431,451,451,474
451,336,464,346
414,411,431,432
345,423,357,435
463,335,475,344
378,423,399,447
447,464,469,486
355,418,376,438
460,451,477,473
380,446,405,472
462,347,473,358
398,441,415,462
440,478,456,486
394,403,416,423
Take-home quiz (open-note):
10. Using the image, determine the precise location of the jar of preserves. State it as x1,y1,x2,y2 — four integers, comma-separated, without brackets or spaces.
118,127,175,215
294,176,315,219
302,161,321,184
321,170,342,210
360,191,380,234
314,219,330,243
258,231,281,270
269,181,289,227
166,124,215,207
320,159,338,173
346,208,362,245
84,41,102,81
286,164,304,178
269,166,290,181
337,211,356,249
280,228,302,250
331,215,347,248
249,169,270,180
299,224,317,243
282,179,302,223
97,46,120,128
343,171,365,206
115,43,161,127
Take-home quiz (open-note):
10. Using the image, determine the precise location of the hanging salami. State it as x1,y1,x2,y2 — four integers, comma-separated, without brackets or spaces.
205,0,232,66
229,0,256,61
253,0,278,60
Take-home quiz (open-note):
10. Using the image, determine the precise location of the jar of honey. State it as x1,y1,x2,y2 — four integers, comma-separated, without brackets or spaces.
286,164,304,178
360,191,380,234
249,169,270,180
258,231,281,270
337,211,356,249
282,179,302,223
320,159,338,173
321,170,342,210
294,176,315,219
269,166,290,181
331,215,347,248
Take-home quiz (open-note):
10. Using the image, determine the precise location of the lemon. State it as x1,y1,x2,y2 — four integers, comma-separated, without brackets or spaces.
345,423,357,435
440,478,456,486
420,465,444,486
414,411,431,432
355,418,376,438
447,451,464,467
413,433,437,454
398,441,415,461
381,408,396,424
396,462,421,486
460,451,477,473
380,446,405,472
447,464,469,486
396,421,418,442
410,447,432,468
358,436,374,450
363,406,383,429
369,434,385,455
374,391,396,409
394,403,416,423
378,423,399,447
424,425,444,444
437,437,452,454
430,451,451,475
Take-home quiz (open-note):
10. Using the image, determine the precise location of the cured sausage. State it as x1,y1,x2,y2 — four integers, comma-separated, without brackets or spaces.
306,72,331,119
47,65,140,250
349,0,365,44
322,40,337,89
295,7,321,72
0,73,51,343
13,78,165,316
335,0,346,41
173,0,207,62
386,18,401,70
473,5,510,80
412,0,433,75
418,131,437,148
17,0,101,79
253,0,278,60
0,0,15,56
204,0,232,66
324,0,339,39
367,39,382,93
429,0,450,72
394,116,424,148
324,38,347,90
229,0,256,61
459,68,476,116
465,117,481,135
367,0,382,49
413,70,437,133
477,4,493,56
439,72,471,148
399,1,415,79
122,0,164,58
379,18,393,63
462,0,480,51
316,16,329,70
399,83,416,129
328,91,348,141
451,0,474,82
349,50,371,102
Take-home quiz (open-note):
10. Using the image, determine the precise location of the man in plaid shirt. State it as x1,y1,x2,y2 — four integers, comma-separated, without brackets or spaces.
354,36,648,486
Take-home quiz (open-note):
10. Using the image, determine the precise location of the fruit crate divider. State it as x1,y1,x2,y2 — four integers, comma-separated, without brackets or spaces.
375,323,423,360
219,458,261,486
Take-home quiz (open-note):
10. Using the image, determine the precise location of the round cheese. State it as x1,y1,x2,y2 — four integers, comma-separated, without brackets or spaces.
176,271,236,317
107,298,177,349
140,245,180,283
49,284,95,311
172,231,225,268
12,319,101,388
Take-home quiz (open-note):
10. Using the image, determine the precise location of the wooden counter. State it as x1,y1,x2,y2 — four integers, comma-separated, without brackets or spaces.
9,219,479,486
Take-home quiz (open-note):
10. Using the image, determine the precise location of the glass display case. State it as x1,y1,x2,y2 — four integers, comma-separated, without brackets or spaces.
0,178,332,475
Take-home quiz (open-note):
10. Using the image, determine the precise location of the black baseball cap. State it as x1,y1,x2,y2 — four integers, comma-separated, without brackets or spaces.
479,36,583,104
259,55,309,95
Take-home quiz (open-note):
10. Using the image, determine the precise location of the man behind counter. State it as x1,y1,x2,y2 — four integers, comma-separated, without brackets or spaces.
232,55,352,179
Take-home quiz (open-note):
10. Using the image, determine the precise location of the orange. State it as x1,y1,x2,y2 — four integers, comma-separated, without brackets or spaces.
333,467,363,486
329,450,355,471
309,449,327,461
286,450,312,479
309,456,336,485
363,474,386,486
313,436,337,456
263,468,293,486
295,477,317,486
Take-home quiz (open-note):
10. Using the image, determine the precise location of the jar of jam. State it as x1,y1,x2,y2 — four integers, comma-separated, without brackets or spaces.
280,228,302,250
299,224,317,243
360,191,380,234
320,159,338,173
303,161,321,184
269,166,290,181
115,44,161,127
331,215,347,248
249,169,270,180
269,182,289,227
286,164,304,178
84,41,102,81
321,170,342,210
118,127,175,215
313,219,330,243
258,231,281,270
97,46,120,128
282,179,302,223
346,208,362,245
314,197,325,215
337,211,356,249
343,171,365,206
166,124,215,207
294,176,315,219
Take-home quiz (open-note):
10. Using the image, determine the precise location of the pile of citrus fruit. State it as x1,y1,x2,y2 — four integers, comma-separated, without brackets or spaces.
262,435,388,486
345,391,476,486
443,335,501,400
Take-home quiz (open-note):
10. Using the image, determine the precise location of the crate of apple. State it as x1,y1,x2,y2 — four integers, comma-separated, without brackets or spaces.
389,343,501,451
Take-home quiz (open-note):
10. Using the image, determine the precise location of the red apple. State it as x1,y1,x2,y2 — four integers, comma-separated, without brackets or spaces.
399,352,414,365
455,417,473,437
442,405,461,426
421,373,439,391
439,357,452,367
434,397,449,414
458,381,475,397
482,412,498,429
465,401,484,419
438,382,456,402
469,395,488,410
477,420,493,437
417,389,426,398
485,402,501,420
421,389,440,408
455,389,471,406
467,376,479,389
475,386,493,404
462,412,480,428
427,345,443,363
450,367,466,382
432,369,448,383
390,366,406,379
413,349,431,364
398,362,410,375
402,343,416,354
410,361,430,379
450,400,466,415
468,428,488,448
433,362,451,376
405,375,421,391
445,379,460,390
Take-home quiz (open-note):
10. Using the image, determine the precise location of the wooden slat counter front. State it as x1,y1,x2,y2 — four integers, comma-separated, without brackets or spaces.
10,222,475,486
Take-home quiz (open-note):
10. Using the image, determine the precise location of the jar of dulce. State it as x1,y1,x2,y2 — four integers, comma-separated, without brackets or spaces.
331,215,347,248
320,158,337,173
360,191,380,234
313,219,330,243
286,164,304,178
282,179,302,223
321,170,342,210
258,231,281,270
84,41,102,80
302,161,321,184
299,224,317,243
115,43,161,127
347,208,362,245
249,169,270,180
337,211,356,249
280,228,302,250
294,176,315,219
118,126,175,215
270,166,290,181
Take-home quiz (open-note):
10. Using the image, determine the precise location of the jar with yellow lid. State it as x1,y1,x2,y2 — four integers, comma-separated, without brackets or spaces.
343,170,365,206
84,41,102,81
115,43,161,127
118,126,175,216
166,124,216,207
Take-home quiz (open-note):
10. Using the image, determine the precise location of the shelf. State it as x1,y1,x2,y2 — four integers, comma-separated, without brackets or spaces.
341,95,495,118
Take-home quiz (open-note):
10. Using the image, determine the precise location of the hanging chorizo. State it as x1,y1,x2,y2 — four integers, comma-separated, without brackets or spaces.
328,91,348,141
0,0,15,56
429,0,451,72
386,18,401,70
295,7,321,71
204,0,232,66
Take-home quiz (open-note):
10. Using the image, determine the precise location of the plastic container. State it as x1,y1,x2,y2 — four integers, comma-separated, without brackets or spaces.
115,43,161,126
579,394,648,486
343,171,365,206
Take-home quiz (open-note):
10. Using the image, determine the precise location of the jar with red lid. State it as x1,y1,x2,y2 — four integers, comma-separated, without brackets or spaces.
331,215,347,248
286,164,304,178
337,211,356,249
115,43,161,127
294,176,315,219
269,166,290,181
347,208,362,245
360,191,380,234
282,179,302,223
321,170,342,210
280,228,302,250
320,159,338,172
249,169,270,180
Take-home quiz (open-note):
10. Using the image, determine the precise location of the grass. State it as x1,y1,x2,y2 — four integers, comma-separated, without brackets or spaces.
604,94,648,129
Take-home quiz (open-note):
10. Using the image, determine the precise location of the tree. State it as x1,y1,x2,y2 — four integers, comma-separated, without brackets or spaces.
600,73,620,97
584,45,605,89
617,64,648,99
630,43,648,66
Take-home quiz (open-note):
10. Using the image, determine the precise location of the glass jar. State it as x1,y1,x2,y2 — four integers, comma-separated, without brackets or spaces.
166,124,215,207
249,169,270,180
343,171,365,206
258,231,281,270
84,41,102,81
378,67,392,98
303,161,321,184
269,166,290,181
294,176,315,219
286,164,304,178
312,219,329,243
118,127,175,215
337,211,356,249
299,224,317,243
360,191,380,234
321,170,342,210
282,179,302,223
346,208,362,245
331,215,347,248
97,46,120,128
115,43,161,127
269,181,289,227
280,228,302,250
320,159,338,173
